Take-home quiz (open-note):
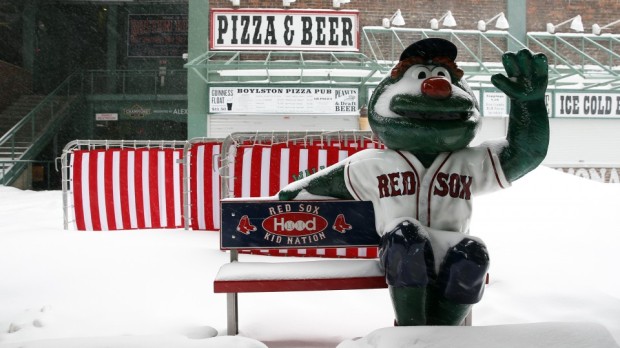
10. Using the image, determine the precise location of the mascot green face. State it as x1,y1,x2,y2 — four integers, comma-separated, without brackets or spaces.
368,38,480,154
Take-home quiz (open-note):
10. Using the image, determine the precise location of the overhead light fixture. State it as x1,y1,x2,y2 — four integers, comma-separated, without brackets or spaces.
477,12,509,31
283,0,296,7
229,0,240,6
592,19,620,35
546,15,584,34
333,0,350,8
382,9,405,28
430,11,457,30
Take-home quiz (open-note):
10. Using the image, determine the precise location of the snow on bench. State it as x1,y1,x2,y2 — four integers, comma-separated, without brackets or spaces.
214,259,386,293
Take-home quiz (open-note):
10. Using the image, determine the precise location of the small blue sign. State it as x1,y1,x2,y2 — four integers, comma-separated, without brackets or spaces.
220,200,379,249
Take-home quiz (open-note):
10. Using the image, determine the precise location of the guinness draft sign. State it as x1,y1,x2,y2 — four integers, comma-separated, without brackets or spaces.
210,9,359,51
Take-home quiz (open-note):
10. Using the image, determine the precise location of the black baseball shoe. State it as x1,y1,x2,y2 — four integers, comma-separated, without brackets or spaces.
379,220,436,287
436,238,489,304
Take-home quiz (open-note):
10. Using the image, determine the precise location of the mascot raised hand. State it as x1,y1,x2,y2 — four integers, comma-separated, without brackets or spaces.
279,38,549,325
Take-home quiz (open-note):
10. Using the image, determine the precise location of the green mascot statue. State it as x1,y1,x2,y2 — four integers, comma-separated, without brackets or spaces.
278,38,549,326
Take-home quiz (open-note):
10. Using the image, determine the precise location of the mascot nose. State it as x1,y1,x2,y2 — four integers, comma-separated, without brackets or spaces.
421,77,452,100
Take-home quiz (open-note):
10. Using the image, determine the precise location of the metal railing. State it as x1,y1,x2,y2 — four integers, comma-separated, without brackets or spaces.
527,32,620,89
60,139,188,230
184,50,384,85
0,71,84,185
361,27,528,77
83,69,187,96
184,27,532,87
0,69,189,187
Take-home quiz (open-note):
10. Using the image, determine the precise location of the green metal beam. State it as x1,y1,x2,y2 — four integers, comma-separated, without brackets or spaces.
187,0,210,139
507,0,526,52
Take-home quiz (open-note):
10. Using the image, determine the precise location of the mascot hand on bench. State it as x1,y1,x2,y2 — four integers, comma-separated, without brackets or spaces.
278,38,549,326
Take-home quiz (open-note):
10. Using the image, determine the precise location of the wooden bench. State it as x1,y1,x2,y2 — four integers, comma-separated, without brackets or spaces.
214,199,475,334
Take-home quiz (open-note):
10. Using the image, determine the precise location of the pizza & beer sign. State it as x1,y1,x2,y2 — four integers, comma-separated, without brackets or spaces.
210,9,359,51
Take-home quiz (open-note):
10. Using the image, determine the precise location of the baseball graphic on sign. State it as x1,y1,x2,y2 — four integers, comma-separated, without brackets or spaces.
278,38,549,326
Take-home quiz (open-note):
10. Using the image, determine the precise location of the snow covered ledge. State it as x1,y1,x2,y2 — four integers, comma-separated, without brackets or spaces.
215,259,384,282
214,259,387,293
338,322,619,348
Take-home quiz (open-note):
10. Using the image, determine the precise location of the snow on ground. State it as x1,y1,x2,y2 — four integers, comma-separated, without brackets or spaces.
0,166,619,347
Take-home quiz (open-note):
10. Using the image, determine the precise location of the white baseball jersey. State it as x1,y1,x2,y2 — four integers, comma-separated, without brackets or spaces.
343,143,510,236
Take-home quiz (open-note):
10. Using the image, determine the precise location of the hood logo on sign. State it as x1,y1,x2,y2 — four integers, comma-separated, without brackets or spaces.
262,212,328,236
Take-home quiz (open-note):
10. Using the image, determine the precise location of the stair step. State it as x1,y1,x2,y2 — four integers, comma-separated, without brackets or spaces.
0,148,29,152
0,142,30,145
0,142,31,146
0,95,48,122
0,143,30,147
0,149,31,152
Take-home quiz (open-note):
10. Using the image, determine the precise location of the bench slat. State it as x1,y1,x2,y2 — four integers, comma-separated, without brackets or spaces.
215,276,387,293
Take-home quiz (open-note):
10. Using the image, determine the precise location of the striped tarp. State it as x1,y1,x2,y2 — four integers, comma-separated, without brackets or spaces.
70,148,183,231
66,135,383,258
188,142,222,231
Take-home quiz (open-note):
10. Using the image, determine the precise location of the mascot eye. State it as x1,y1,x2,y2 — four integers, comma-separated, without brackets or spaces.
409,66,432,80
432,67,451,79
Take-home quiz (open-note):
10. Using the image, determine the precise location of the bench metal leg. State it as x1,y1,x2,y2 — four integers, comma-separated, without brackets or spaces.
226,253,240,335
227,292,239,335
462,310,472,326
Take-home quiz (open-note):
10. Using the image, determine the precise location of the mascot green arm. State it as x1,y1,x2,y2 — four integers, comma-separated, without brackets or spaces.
491,49,550,182
277,164,352,201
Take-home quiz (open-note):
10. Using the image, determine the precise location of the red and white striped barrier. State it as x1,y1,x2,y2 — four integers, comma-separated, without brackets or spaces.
187,141,222,231
69,147,184,231
230,141,362,198
63,133,384,258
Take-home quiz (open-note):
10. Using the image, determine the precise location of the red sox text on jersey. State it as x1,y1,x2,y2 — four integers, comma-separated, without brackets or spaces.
377,171,472,200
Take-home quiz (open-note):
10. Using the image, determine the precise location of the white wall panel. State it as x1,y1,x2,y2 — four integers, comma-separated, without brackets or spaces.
208,113,360,138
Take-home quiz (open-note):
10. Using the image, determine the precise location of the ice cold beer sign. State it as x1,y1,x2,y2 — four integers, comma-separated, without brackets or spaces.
555,92,620,117
210,9,359,51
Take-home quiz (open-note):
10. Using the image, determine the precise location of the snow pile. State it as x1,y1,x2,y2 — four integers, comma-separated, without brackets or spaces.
338,322,618,348
0,166,619,347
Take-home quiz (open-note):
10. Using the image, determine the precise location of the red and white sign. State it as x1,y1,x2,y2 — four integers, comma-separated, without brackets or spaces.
210,8,359,51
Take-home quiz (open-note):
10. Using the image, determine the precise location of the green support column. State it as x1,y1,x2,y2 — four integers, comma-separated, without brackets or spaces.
22,0,37,74
507,0,527,52
106,5,119,93
187,0,210,139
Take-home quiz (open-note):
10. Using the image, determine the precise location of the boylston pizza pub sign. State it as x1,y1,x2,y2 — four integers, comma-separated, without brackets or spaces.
210,8,359,51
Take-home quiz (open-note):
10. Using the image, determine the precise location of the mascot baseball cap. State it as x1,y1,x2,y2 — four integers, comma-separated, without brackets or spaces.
391,37,463,81
399,38,458,62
